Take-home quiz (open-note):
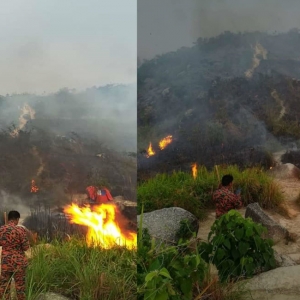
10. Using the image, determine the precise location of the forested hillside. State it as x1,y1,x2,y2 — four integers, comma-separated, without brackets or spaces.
0,85,137,210
138,30,300,177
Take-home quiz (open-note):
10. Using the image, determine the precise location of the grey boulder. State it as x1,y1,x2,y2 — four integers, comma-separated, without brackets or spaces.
245,203,289,244
137,207,198,244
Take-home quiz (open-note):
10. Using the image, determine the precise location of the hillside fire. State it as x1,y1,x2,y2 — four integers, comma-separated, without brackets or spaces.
146,135,173,158
63,203,137,249
146,142,155,158
192,163,197,179
159,135,173,150
30,179,39,193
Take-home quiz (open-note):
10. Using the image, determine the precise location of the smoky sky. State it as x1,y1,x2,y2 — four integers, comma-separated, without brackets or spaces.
0,0,136,95
138,0,300,60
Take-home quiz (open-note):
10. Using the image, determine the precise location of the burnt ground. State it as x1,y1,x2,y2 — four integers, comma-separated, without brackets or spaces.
138,30,300,178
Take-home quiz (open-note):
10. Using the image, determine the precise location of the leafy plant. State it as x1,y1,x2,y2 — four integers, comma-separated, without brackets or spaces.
200,210,276,282
137,227,207,300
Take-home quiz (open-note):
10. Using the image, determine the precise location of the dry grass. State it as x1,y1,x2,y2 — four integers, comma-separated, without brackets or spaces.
194,266,251,300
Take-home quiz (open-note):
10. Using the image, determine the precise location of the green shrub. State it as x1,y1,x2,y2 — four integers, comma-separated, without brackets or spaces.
200,210,276,282
137,165,284,219
137,218,247,300
137,227,207,300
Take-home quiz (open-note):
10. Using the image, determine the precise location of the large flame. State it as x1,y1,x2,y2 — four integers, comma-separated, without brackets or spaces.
30,179,39,193
146,142,155,158
64,203,136,249
192,163,197,179
159,135,173,150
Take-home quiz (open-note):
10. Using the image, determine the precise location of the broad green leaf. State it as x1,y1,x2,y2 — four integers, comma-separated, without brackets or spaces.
149,259,161,271
144,291,156,300
180,279,192,297
155,290,169,300
231,249,240,260
245,227,253,237
223,239,231,249
145,271,158,283
238,241,249,256
216,248,225,260
235,228,244,239
159,268,172,279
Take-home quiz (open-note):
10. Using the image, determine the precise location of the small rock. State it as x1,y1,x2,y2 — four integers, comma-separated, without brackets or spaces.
36,292,71,300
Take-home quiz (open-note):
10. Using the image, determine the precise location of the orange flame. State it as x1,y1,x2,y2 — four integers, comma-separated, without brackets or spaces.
64,203,137,249
192,163,197,179
30,179,39,193
146,142,155,158
159,135,173,150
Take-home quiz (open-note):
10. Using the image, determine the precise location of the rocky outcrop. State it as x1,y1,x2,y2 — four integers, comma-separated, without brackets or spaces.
245,203,289,244
274,251,297,267
137,207,198,244
245,265,300,294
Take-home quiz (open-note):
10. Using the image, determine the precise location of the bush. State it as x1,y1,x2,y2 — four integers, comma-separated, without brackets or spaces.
137,223,247,300
200,210,276,282
137,227,208,300
137,165,284,219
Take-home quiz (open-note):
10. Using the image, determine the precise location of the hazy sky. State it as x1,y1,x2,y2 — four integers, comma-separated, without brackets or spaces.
0,0,136,94
138,0,300,60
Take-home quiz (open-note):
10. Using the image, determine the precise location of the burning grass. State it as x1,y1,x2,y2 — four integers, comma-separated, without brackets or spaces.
137,165,284,219
26,238,136,300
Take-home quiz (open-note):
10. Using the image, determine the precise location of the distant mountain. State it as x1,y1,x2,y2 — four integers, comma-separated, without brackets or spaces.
138,29,300,175
0,85,136,204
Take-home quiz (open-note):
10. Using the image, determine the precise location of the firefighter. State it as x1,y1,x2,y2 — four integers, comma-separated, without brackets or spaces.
0,211,30,300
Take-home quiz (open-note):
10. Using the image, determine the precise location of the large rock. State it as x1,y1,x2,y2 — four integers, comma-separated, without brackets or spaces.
137,207,198,244
245,203,289,244
245,265,300,294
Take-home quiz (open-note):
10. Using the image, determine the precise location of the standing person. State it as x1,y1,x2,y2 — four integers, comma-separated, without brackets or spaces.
213,174,243,218
0,211,30,300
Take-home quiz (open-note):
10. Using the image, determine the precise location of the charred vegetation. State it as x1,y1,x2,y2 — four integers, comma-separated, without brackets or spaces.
138,30,300,178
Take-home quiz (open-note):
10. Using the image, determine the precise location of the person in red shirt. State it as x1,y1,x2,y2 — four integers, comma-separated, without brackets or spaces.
213,174,243,218
0,211,30,300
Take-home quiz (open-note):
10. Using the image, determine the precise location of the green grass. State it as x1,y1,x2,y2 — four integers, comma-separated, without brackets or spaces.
26,238,136,300
137,165,284,219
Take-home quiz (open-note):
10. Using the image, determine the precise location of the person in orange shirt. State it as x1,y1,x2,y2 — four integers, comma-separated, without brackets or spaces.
0,211,30,300
213,174,243,218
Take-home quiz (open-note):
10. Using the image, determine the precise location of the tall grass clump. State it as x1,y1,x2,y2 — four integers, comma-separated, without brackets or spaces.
138,167,217,220
26,238,136,300
138,165,284,219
